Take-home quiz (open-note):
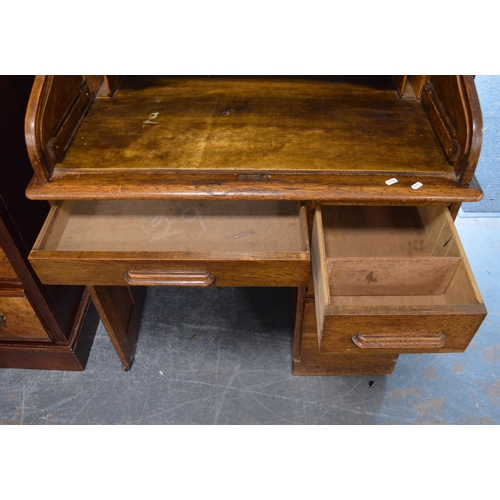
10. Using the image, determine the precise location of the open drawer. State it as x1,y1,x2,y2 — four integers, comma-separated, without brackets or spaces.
311,204,486,354
29,200,310,287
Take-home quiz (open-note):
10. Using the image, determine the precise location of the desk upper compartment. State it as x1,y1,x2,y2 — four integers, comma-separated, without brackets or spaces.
25,75,483,203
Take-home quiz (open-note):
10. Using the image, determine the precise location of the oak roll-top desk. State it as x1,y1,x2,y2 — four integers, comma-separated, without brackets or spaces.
24,75,487,375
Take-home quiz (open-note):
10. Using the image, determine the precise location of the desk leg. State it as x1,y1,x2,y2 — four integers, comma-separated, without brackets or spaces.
87,285,146,370
292,286,306,364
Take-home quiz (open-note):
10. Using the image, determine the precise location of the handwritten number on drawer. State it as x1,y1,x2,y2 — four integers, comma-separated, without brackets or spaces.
181,207,208,232
142,206,208,242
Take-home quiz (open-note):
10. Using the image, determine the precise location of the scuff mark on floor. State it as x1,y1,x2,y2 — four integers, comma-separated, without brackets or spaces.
409,416,446,424
423,365,439,381
410,397,446,417
481,346,500,363
484,380,500,405
387,387,421,399
0,418,20,425
451,361,465,373
469,415,494,424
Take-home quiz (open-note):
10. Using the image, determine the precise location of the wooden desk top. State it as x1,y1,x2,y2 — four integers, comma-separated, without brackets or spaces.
25,75,483,203
58,76,451,176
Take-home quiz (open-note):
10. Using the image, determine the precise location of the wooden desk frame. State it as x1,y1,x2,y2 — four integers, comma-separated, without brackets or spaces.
23,75,487,375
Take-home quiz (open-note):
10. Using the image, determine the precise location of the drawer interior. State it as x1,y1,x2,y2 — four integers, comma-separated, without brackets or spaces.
320,205,481,305
311,204,486,348
36,200,308,255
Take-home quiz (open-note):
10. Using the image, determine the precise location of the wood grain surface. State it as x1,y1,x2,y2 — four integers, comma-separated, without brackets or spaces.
293,301,399,376
311,204,486,353
29,200,310,286
0,248,19,283
56,76,451,175
21,75,487,375
25,170,484,203
0,296,50,341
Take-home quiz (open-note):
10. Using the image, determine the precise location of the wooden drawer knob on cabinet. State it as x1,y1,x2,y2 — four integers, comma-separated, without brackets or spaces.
0,314,5,326
124,270,215,287
352,332,446,349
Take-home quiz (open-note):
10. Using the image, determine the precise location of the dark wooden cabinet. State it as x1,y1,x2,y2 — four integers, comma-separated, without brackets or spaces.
21,75,487,375
0,76,97,370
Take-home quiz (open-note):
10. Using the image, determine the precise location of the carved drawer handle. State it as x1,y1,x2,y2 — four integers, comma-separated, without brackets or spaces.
0,313,5,326
352,332,446,349
124,270,215,287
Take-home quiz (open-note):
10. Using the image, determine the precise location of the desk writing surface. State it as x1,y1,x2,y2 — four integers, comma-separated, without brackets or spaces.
55,76,453,178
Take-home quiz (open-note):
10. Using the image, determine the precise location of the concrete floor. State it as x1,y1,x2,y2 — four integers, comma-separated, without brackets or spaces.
0,211,498,425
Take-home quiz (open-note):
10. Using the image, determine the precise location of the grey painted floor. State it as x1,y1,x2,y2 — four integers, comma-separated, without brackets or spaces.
0,212,499,425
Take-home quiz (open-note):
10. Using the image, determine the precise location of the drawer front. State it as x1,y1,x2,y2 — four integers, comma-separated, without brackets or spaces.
29,257,310,287
312,204,487,354
0,295,50,341
0,248,21,287
296,301,400,375
29,200,310,287
319,305,486,354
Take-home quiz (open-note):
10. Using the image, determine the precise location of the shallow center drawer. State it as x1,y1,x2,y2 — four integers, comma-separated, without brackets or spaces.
29,200,310,287
311,204,486,354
